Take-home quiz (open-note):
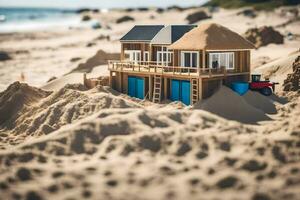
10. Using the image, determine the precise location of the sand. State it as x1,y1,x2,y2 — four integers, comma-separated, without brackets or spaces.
0,82,299,200
0,83,140,148
193,86,273,124
254,51,300,92
0,5,300,200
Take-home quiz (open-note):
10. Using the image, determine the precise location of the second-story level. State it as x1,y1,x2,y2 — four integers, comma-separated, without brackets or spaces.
109,23,255,78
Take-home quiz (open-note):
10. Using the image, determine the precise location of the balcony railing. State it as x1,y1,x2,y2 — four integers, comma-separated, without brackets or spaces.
108,60,245,77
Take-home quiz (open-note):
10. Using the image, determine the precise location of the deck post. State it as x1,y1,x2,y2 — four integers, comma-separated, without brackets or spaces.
199,78,202,100
109,71,112,87
121,43,124,61
164,77,167,100
149,44,152,64
149,75,153,100
201,49,206,76
118,72,122,92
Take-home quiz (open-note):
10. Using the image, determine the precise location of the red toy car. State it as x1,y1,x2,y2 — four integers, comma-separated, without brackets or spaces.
249,74,279,96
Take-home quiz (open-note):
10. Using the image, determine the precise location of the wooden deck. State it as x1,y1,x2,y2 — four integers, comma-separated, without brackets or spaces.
108,60,249,78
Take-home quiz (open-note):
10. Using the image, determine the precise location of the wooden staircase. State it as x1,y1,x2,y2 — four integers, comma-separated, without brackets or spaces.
191,79,199,104
152,75,162,103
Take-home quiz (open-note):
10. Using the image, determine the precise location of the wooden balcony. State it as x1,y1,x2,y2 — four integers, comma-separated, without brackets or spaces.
108,60,249,78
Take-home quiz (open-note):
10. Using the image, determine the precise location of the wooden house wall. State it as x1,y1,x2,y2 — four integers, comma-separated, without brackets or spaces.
204,50,250,72
223,74,250,86
152,46,160,61
173,50,202,67
121,43,150,61
202,78,222,99
121,43,251,72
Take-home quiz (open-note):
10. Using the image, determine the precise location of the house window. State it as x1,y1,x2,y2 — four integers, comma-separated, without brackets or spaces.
181,51,199,67
209,52,234,69
124,50,141,64
144,51,149,62
157,47,173,66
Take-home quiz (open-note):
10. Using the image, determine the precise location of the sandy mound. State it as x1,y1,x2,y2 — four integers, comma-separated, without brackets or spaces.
193,86,272,124
116,15,135,24
283,55,300,91
254,51,300,92
0,51,11,61
0,82,51,125
0,83,140,147
71,50,119,73
243,91,278,114
0,99,299,200
237,9,257,18
186,10,211,24
244,26,284,48
41,73,85,91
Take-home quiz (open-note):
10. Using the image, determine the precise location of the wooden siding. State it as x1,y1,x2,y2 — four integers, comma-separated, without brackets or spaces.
174,50,202,67
223,74,250,86
204,50,250,73
111,71,251,102
122,43,150,61
202,78,222,99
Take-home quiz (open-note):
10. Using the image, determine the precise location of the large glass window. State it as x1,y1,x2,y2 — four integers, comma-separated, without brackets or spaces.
144,51,149,62
209,52,234,69
157,46,173,66
124,50,141,64
181,51,199,67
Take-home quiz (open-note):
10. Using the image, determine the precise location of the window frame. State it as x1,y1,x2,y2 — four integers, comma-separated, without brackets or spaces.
157,46,173,66
143,51,149,62
209,52,235,70
180,51,199,68
124,50,141,64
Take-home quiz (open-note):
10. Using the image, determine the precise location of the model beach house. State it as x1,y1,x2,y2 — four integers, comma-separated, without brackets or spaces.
109,23,255,105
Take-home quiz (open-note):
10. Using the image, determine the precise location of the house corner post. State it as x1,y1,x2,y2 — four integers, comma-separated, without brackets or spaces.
121,43,124,61
201,49,206,76
199,78,202,100
109,71,112,88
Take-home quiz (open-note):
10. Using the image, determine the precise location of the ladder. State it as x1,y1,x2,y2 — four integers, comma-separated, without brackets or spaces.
191,79,199,105
152,75,162,103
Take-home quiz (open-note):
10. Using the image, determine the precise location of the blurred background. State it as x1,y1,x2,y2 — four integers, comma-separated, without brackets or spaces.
0,0,299,92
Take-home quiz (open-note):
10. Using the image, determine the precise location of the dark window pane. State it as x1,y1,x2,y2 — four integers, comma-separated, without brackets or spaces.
192,53,197,67
184,53,190,67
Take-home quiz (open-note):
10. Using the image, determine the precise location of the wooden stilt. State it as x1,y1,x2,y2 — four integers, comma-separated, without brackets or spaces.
109,71,112,87
164,78,167,100
199,78,202,100
149,75,152,100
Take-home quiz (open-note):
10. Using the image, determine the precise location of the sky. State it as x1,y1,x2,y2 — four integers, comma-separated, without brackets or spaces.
0,0,208,9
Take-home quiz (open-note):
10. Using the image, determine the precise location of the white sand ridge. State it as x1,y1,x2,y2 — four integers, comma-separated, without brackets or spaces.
0,96,299,200
0,83,140,148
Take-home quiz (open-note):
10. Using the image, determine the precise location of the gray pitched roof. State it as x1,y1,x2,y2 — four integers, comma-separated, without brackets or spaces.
151,25,197,45
120,25,165,42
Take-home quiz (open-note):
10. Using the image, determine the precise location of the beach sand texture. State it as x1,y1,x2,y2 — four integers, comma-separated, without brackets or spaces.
0,4,300,200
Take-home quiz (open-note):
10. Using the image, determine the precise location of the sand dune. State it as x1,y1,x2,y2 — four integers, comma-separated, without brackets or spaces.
193,86,274,124
0,91,299,200
0,83,140,149
254,51,300,92
0,82,51,125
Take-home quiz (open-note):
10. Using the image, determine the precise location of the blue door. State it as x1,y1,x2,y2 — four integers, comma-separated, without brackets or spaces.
136,77,144,99
170,79,190,105
128,76,144,99
181,81,190,105
171,80,180,101
128,76,136,97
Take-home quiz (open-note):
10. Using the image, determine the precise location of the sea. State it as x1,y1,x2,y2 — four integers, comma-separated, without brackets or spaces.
0,7,98,33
